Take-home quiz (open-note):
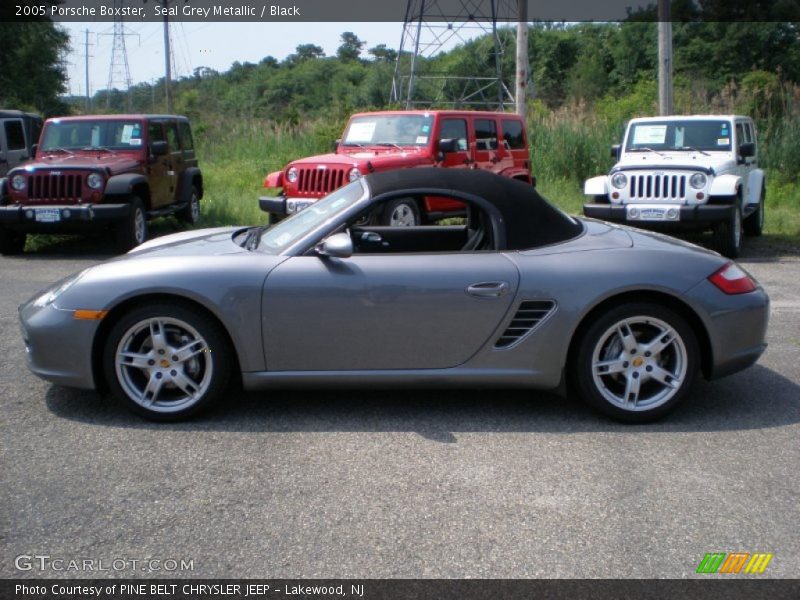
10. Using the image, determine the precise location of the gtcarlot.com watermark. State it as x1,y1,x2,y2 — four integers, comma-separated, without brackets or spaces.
15,554,194,573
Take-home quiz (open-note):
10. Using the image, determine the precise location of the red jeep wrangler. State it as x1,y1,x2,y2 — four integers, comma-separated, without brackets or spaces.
0,114,202,254
260,110,533,225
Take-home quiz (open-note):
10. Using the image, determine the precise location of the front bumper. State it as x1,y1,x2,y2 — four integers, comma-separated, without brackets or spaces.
258,195,318,216
0,203,131,233
583,203,735,226
18,299,99,390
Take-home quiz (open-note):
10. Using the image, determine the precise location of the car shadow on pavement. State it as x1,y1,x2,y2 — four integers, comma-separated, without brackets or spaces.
45,364,800,442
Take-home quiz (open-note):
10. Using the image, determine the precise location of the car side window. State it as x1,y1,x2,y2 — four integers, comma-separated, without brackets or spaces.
178,121,194,151
744,122,754,144
439,119,468,151
165,122,181,153
735,123,745,152
474,119,498,150
148,122,166,143
4,120,26,150
502,119,525,149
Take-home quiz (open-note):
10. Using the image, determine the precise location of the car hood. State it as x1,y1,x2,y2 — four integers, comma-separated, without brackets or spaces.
121,226,248,259
615,152,736,174
289,147,431,170
24,152,142,174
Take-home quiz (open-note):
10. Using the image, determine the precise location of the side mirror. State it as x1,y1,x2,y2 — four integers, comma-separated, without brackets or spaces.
315,232,353,258
610,144,621,159
739,142,755,158
30,143,38,158
333,139,341,153
150,141,168,156
438,138,458,154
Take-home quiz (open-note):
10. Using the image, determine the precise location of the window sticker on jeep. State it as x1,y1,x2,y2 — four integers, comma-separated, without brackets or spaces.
121,124,135,144
415,136,428,144
421,125,430,133
632,125,667,145
717,138,729,145
346,121,377,143
129,138,142,146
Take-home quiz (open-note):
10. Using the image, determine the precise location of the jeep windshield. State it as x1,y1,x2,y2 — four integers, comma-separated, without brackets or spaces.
40,119,145,152
625,120,732,152
342,114,434,147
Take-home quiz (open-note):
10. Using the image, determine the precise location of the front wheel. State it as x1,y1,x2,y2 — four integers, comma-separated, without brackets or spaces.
573,303,699,422
712,202,742,258
103,303,232,421
382,198,421,227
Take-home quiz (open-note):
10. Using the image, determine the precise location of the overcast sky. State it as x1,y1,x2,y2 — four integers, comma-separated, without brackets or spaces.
62,22,471,96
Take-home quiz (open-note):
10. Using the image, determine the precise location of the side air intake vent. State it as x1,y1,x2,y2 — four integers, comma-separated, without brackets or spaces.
495,300,556,349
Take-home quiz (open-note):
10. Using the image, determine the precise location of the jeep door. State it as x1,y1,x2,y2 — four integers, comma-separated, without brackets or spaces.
500,118,530,175
0,118,29,176
473,116,513,174
437,117,472,169
164,120,185,203
147,121,172,207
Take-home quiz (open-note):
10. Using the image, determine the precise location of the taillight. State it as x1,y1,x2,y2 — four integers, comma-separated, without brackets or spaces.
708,262,757,295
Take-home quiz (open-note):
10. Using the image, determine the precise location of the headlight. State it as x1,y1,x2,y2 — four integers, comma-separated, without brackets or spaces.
32,275,80,308
348,167,361,182
286,167,298,183
87,173,104,189
610,173,627,189
11,174,27,191
689,173,707,189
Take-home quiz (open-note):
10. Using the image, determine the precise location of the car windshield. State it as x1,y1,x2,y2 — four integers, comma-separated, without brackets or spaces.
342,114,434,147
40,119,145,151
259,179,367,253
625,120,732,152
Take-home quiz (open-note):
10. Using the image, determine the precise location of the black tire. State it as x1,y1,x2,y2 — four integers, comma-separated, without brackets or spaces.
743,188,765,237
116,196,148,252
712,199,742,258
381,197,421,227
573,302,699,423
103,302,232,421
177,185,201,224
0,227,26,255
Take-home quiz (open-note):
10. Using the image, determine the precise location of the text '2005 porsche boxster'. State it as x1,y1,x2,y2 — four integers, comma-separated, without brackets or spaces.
19,169,769,422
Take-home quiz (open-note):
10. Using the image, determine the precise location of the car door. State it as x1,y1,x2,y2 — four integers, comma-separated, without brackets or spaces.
164,120,184,203
0,118,29,176
147,121,171,206
734,121,750,203
261,252,519,371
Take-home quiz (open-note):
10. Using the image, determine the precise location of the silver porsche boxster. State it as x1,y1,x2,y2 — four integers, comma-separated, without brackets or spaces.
19,169,769,422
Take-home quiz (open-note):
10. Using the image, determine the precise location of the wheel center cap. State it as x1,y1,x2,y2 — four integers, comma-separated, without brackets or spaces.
159,359,171,368
632,357,645,368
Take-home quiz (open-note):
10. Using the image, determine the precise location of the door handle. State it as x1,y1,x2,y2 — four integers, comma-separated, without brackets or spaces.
466,281,509,298
360,231,382,243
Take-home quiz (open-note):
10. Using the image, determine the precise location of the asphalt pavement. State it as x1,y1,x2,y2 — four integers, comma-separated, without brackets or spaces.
1,234,798,579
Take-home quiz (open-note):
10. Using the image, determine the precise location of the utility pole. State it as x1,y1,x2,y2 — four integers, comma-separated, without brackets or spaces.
83,29,93,112
162,0,172,113
658,0,673,115
515,0,529,118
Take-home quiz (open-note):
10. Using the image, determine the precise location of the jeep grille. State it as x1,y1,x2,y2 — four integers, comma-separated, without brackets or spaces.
296,167,348,195
629,174,686,200
27,173,83,203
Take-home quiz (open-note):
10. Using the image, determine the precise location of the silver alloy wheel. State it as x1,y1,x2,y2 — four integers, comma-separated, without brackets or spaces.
389,202,417,226
134,207,146,244
114,316,213,413
190,193,200,222
591,316,688,411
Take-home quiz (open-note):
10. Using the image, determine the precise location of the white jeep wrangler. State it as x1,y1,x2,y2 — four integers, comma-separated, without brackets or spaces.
583,115,765,257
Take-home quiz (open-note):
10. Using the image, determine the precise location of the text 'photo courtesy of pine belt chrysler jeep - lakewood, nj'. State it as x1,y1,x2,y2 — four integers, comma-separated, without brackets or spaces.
583,115,765,258
259,110,533,226
0,114,203,254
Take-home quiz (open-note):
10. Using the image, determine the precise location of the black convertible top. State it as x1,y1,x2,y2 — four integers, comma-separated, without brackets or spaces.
363,168,583,250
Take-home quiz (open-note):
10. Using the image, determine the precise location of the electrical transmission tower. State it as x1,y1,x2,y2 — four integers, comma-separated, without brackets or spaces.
101,0,138,109
391,0,518,110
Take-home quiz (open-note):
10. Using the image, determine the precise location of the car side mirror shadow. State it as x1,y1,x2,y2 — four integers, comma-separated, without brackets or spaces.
150,141,168,157
610,144,621,159
437,138,458,161
315,232,353,259
739,142,755,159
30,143,38,158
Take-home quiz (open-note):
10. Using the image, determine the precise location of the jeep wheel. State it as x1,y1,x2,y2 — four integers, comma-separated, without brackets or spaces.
743,188,765,237
712,202,742,258
117,197,148,252
0,227,26,255
178,186,201,225
382,198,421,227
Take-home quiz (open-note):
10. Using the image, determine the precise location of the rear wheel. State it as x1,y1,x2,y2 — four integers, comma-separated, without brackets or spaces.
103,302,232,421
712,200,742,258
116,196,147,252
743,188,765,237
574,303,699,422
0,227,26,255
382,198,421,227
177,185,201,224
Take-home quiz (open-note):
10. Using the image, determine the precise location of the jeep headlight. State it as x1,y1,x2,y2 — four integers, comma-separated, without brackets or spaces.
11,174,27,191
87,173,104,190
286,167,299,183
348,167,361,182
610,173,627,189
689,173,707,189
